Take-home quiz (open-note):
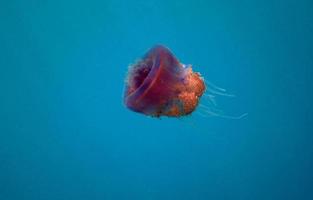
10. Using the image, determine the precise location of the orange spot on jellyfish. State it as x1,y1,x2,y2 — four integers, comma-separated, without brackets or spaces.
124,45,206,117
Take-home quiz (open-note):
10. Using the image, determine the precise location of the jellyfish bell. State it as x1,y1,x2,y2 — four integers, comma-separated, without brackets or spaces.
124,45,206,117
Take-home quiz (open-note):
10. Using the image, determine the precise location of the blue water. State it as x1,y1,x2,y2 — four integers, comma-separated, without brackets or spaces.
1,0,313,199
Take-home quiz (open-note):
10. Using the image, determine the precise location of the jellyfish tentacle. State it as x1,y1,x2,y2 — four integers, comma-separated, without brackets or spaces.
207,89,235,97
204,80,236,97
199,103,248,119
203,94,217,106
204,80,227,92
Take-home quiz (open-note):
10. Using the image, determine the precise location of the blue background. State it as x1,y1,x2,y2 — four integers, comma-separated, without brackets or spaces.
1,0,313,199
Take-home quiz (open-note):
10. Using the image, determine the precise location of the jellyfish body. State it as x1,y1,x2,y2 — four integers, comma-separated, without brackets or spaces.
124,45,205,117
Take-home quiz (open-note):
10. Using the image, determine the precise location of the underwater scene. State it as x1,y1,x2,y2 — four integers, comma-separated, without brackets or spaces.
0,0,313,199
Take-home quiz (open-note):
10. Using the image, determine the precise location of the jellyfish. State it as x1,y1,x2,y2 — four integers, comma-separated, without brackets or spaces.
123,45,206,117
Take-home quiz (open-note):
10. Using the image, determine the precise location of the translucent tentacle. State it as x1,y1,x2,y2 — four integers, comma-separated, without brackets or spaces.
198,104,248,119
